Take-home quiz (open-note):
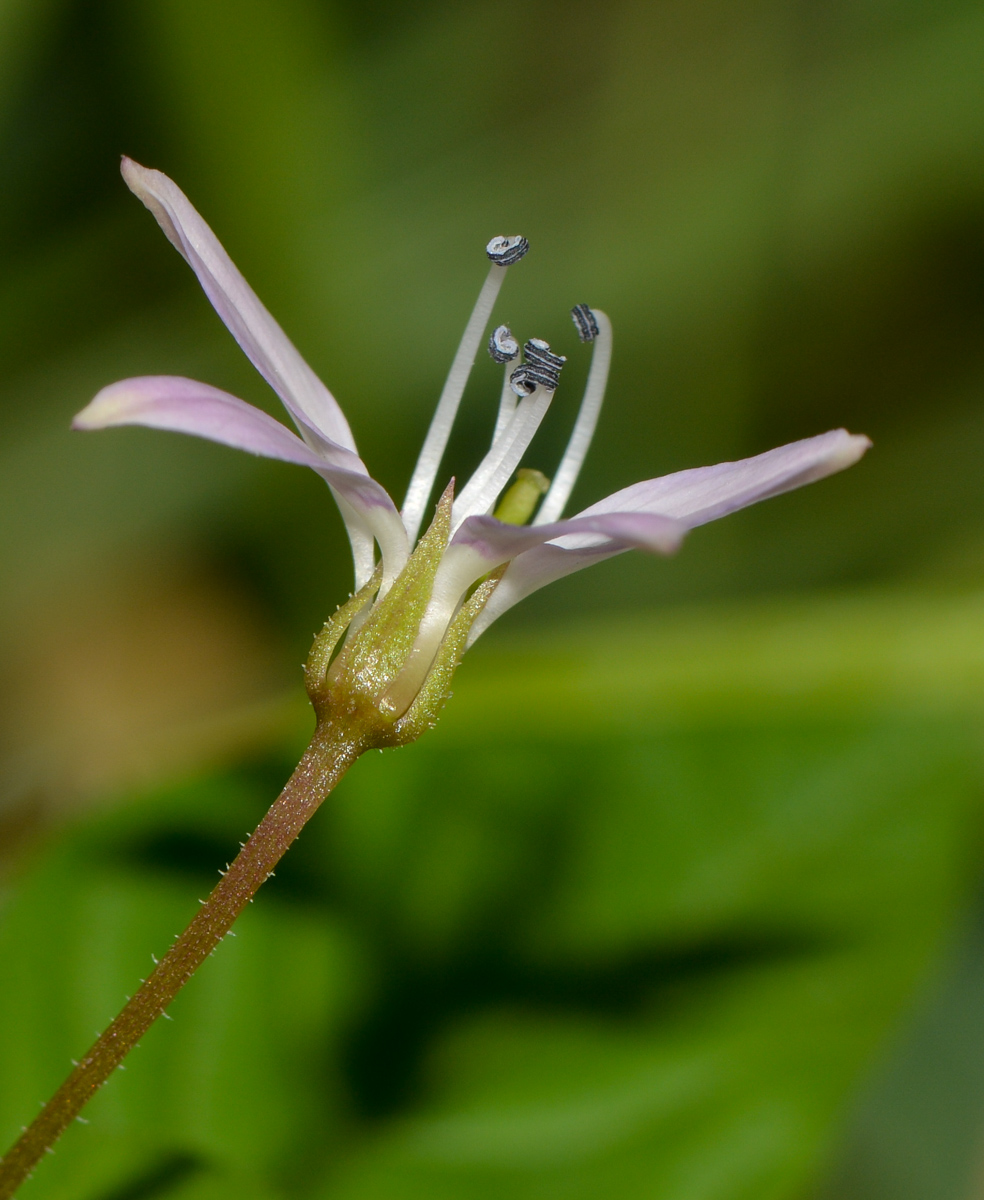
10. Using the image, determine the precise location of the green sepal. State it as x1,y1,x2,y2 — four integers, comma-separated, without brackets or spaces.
393,566,506,743
303,565,382,701
305,484,503,747
313,484,453,738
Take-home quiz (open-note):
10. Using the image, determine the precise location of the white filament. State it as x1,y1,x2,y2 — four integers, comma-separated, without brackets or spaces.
534,309,612,525
492,361,519,442
402,263,508,544
452,386,553,528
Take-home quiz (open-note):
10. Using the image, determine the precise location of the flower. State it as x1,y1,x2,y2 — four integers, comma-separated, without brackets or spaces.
73,159,870,740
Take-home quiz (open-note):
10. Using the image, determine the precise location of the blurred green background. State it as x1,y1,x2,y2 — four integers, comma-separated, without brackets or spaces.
3,1,984,1197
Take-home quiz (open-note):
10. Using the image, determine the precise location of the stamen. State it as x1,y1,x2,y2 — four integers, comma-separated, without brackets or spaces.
510,338,566,395
486,235,530,266
534,306,611,525
452,385,554,526
401,237,528,546
400,238,530,544
488,324,519,364
571,302,600,342
401,265,504,542
489,325,520,442
493,366,518,442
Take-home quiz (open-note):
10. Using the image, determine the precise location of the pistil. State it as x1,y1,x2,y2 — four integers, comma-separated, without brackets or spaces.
493,468,551,525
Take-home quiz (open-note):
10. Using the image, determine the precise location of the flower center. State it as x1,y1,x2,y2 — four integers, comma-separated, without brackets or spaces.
353,239,613,721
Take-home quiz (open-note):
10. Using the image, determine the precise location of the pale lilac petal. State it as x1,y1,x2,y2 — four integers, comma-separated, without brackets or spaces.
578,429,871,527
467,428,871,643
121,158,359,457
334,493,378,591
436,512,684,655
452,510,686,565
73,377,406,567
76,375,333,466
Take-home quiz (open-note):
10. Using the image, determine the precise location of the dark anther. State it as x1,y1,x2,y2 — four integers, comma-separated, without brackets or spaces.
571,304,600,342
524,338,567,372
510,338,566,395
486,235,530,266
488,324,519,364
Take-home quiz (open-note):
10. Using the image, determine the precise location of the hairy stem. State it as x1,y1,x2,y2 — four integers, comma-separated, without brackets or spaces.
0,718,366,1199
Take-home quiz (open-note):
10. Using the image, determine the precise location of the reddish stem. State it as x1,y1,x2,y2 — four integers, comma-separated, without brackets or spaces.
0,718,365,1199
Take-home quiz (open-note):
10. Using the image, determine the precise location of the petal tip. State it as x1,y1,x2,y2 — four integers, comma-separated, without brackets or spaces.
71,392,111,430
120,155,143,185
834,429,873,468
71,381,138,431
120,157,171,211
70,398,108,431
